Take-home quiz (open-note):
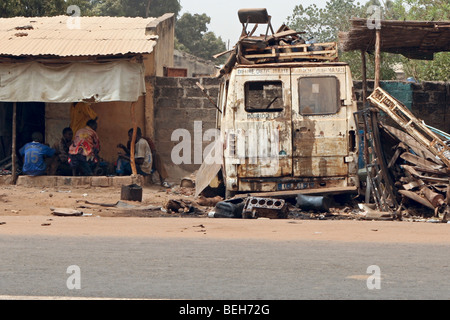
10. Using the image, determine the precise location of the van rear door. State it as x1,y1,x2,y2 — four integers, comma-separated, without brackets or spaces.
290,66,349,184
233,68,292,178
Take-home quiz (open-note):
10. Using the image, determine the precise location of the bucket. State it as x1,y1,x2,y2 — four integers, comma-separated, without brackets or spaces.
121,184,143,202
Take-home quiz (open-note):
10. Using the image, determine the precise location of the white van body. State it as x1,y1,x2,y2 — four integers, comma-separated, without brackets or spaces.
216,62,360,197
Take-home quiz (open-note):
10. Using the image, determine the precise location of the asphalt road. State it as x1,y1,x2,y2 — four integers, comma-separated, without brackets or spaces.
1,235,449,300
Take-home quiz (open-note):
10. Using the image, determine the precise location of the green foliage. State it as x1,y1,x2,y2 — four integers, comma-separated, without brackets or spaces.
390,0,450,81
91,0,181,18
286,0,450,81
402,53,450,82
287,0,363,43
175,13,226,63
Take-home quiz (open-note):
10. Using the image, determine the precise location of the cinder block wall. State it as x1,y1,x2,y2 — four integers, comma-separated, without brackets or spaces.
353,80,450,133
153,77,220,177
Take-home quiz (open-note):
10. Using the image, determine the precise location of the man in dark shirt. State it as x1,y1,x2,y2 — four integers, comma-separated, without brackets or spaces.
51,127,73,176
19,132,55,176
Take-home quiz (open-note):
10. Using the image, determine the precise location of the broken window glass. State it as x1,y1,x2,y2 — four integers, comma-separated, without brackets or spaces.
245,81,284,112
298,77,339,115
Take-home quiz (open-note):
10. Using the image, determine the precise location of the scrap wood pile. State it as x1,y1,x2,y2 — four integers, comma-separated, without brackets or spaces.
365,87,450,222
217,8,338,78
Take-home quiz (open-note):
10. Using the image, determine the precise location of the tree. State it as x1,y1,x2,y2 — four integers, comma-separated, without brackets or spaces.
91,0,181,18
175,12,226,62
287,0,363,43
0,0,95,17
286,0,400,80
390,0,450,81
286,0,449,81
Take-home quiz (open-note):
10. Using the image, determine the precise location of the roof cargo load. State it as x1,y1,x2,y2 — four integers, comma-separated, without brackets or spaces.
217,8,339,77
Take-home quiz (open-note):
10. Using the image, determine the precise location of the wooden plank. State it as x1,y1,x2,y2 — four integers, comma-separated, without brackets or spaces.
399,190,434,209
130,102,137,176
374,30,381,88
382,124,440,163
400,152,444,170
368,88,450,167
266,29,303,41
402,165,449,183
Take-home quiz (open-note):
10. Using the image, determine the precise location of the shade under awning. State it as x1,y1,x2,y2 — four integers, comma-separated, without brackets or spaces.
0,60,145,103
339,19,450,60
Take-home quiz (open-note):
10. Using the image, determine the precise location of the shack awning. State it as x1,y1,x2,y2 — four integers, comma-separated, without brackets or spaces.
339,19,450,59
0,60,145,102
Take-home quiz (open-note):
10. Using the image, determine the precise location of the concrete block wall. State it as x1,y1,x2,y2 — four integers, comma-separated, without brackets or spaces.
353,80,450,133
153,76,221,176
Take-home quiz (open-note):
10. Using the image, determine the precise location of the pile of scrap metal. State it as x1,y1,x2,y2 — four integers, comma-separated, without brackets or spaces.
216,8,338,78
362,87,450,222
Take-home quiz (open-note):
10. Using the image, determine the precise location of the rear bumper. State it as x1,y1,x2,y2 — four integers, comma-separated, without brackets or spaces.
237,175,359,195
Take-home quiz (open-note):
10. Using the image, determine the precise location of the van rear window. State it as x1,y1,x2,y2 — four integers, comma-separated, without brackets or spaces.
245,81,284,112
298,77,339,115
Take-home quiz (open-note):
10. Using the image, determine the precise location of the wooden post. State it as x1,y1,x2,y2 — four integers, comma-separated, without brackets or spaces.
130,101,137,176
361,50,368,103
374,29,381,89
11,102,17,184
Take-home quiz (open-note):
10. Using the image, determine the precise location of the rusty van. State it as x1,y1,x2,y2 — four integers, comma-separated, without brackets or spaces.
197,9,360,199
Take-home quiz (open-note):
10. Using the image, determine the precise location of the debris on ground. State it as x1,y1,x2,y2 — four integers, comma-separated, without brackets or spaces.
50,207,83,216
361,87,450,223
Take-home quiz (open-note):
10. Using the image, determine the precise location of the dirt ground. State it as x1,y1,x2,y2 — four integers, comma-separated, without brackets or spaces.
1,182,449,243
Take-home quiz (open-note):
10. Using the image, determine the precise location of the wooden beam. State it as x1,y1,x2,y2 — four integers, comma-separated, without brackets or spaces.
361,50,368,103
130,101,137,176
11,102,17,184
374,30,381,88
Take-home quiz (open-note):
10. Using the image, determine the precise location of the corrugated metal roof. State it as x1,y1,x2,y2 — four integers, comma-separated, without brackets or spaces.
0,16,159,57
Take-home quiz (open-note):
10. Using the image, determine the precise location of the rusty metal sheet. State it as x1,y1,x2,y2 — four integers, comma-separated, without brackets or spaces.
293,157,348,177
195,139,223,197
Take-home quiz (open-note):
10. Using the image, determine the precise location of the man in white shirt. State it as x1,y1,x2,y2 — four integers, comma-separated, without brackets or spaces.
117,127,152,176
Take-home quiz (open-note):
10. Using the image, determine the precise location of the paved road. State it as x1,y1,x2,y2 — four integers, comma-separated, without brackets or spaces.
1,235,449,300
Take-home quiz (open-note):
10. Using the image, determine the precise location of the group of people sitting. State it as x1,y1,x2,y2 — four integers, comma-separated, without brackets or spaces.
19,119,170,187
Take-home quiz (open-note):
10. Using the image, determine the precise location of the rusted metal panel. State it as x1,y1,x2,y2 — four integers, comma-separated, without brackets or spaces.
293,157,348,177
229,68,292,180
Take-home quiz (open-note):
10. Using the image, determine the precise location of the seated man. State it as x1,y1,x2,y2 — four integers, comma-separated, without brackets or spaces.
50,127,73,176
19,132,56,176
116,127,152,177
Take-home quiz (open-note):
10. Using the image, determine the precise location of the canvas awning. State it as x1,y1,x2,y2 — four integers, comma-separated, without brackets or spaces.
0,60,145,103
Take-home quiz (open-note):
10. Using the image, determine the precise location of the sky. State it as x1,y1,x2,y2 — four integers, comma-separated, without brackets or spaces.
179,0,329,47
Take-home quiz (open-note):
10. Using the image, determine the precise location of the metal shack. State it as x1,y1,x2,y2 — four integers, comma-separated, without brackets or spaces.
0,14,175,183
